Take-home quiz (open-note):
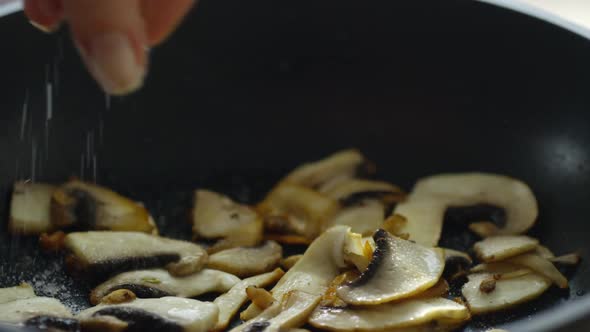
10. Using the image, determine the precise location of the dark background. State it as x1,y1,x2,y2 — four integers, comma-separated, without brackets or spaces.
1,0,589,331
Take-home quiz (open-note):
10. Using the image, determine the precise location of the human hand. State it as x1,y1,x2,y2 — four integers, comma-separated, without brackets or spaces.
25,0,195,95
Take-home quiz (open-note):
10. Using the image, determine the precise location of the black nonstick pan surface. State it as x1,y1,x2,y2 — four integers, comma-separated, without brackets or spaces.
1,0,590,331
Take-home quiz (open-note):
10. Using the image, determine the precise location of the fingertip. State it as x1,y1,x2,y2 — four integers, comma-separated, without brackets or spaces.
24,0,63,33
142,0,196,46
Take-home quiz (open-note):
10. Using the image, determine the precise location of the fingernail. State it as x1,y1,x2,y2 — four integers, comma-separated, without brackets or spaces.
78,33,147,95
29,20,60,33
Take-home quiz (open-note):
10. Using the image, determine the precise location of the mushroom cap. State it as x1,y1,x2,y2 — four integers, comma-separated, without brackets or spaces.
309,297,470,332
394,173,538,246
207,241,283,277
337,229,445,305
473,235,539,262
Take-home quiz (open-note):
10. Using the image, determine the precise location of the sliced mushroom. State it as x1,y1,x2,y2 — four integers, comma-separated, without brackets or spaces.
535,245,555,259
462,266,551,314
337,229,445,305
207,241,282,278
51,180,157,233
505,253,568,288
473,235,539,262
258,183,339,240
329,200,386,236
394,173,538,245
281,255,303,271
0,283,36,304
78,296,219,332
64,231,208,277
213,268,285,331
0,285,72,325
230,290,321,332
550,253,581,265
318,178,405,206
241,226,351,320
267,226,350,300
282,149,367,188
309,297,470,332
9,182,56,235
90,268,240,304
192,190,263,249
246,286,276,310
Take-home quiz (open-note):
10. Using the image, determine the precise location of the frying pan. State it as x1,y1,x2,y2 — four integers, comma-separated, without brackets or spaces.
1,0,590,331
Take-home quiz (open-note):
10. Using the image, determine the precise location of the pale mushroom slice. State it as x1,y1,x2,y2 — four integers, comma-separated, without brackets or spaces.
78,296,218,332
192,190,263,249
258,183,339,240
550,253,581,265
207,241,282,277
0,283,36,304
309,297,470,332
281,255,303,270
90,268,240,304
473,235,539,262
0,284,75,328
213,268,285,331
64,231,208,277
51,180,157,233
394,173,538,245
282,149,367,188
337,229,445,305
462,265,551,314
505,253,568,288
329,200,387,236
8,182,56,235
230,290,321,332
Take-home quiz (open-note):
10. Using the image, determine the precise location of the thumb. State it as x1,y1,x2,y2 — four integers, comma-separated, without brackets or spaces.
63,0,148,95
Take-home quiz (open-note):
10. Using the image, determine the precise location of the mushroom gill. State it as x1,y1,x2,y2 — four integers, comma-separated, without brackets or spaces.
337,229,444,305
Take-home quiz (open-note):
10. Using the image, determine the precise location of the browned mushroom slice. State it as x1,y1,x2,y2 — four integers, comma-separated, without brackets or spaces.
505,253,568,288
282,149,367,188
64,231,208,277
213,268,285,331
192,190,263,250
9,182,56,235
442,248,473,279
0,284,73,326
51,180,157,234
309,297,470,332
462,263,551,314
337,229,444,305
394,173,538,246
230,291,321,332
78,296,219,332
473,235,539,262
90,268,240,304
207,241,282,278
258,183,339,240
